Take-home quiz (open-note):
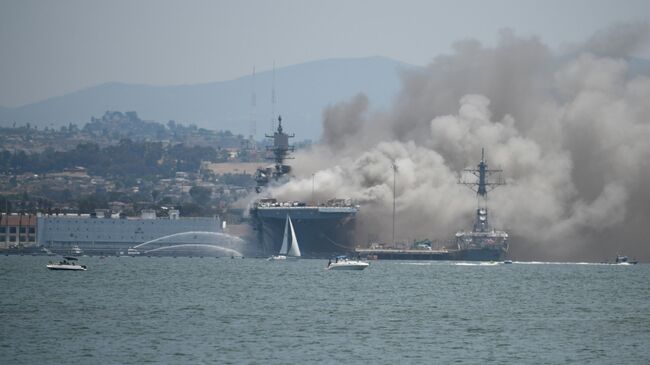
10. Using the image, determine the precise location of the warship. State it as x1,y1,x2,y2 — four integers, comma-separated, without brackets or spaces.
357,149,509,261
249,116,358,258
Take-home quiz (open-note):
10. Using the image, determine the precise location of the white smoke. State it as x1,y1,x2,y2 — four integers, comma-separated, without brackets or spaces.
268,23,650,261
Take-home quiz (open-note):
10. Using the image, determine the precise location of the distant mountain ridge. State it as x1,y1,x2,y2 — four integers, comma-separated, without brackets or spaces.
0,57,413,140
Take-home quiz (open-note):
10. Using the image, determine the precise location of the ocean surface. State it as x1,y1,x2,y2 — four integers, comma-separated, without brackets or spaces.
1,256,649,364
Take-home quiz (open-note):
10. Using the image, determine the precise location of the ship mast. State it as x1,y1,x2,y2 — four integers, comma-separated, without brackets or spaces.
265,115,294,167
392,162,397,246
254,115,294,192
459,148,505,232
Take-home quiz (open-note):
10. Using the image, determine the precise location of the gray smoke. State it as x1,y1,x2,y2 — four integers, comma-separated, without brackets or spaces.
268,23,650,261
570,22,650,58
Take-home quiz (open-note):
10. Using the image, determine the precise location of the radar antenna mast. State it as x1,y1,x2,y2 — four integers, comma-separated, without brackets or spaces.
458,148,505,232
254,115,295,193
459,148,505,199
265,115,295,166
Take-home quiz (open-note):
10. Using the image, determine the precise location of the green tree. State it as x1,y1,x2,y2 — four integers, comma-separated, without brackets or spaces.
189,186,212,205
179,202,204,217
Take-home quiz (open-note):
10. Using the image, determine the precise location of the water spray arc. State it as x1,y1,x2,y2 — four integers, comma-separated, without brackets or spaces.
132,231,247,257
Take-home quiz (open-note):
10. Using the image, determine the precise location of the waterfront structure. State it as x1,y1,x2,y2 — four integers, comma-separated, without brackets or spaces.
37,209,220,254
0,214,37,249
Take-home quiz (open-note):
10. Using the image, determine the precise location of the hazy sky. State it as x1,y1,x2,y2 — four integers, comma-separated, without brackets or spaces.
0,0,648,107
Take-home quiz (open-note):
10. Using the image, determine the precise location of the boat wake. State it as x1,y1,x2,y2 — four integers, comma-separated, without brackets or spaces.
514,261,610,266
454,262,501,266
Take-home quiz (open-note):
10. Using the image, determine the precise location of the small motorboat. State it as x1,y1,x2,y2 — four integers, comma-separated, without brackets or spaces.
327,256,369,271
614,255,638,265
46,256,87,271
127,247,141,256
267,255,287,261
503,260,513,264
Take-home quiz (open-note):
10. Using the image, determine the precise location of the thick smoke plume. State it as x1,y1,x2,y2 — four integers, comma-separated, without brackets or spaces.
269,23,650,261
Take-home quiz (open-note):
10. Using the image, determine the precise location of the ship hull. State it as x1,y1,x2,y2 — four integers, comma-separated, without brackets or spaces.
357,247,506,261
251,207,357,258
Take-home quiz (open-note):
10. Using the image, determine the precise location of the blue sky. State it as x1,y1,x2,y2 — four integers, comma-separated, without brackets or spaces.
0,0,648,107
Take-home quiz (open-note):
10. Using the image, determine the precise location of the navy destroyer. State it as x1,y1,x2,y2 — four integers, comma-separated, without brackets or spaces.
357,149,508,261
249,117,358,257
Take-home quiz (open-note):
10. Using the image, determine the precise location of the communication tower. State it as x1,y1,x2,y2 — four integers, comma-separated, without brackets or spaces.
271,61,277,132
249,66,257,144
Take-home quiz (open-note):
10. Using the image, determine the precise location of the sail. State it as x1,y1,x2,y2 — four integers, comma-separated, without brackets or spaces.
287,216,301,257
279,215,289,255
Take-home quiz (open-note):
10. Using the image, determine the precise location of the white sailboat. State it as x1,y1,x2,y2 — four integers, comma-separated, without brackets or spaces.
268,215,301,260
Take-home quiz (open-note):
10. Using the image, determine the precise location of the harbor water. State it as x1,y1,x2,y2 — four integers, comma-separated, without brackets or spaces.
1,256,649,364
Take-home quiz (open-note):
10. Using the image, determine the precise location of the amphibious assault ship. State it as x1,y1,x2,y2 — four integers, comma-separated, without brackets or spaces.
249,117,358,257
357,149,508,261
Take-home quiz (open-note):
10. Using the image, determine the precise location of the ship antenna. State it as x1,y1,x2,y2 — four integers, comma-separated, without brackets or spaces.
459,148,505,231
249,66,257,143
459,148,504,199
392,161,398,246
271,61,276,132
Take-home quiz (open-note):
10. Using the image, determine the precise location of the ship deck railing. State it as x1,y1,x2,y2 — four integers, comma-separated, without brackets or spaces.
255,205,356,211
356,248,451,254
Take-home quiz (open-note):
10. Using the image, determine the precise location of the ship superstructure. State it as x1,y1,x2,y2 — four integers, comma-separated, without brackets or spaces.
250,117,358,257
254,116,294,192
455,148,509,260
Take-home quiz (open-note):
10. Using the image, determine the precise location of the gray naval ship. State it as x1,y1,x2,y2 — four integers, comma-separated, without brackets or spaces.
357,149,508,261
249,116,358,258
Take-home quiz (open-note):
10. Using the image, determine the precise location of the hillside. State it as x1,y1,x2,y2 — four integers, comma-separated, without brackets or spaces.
0,57,412,140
